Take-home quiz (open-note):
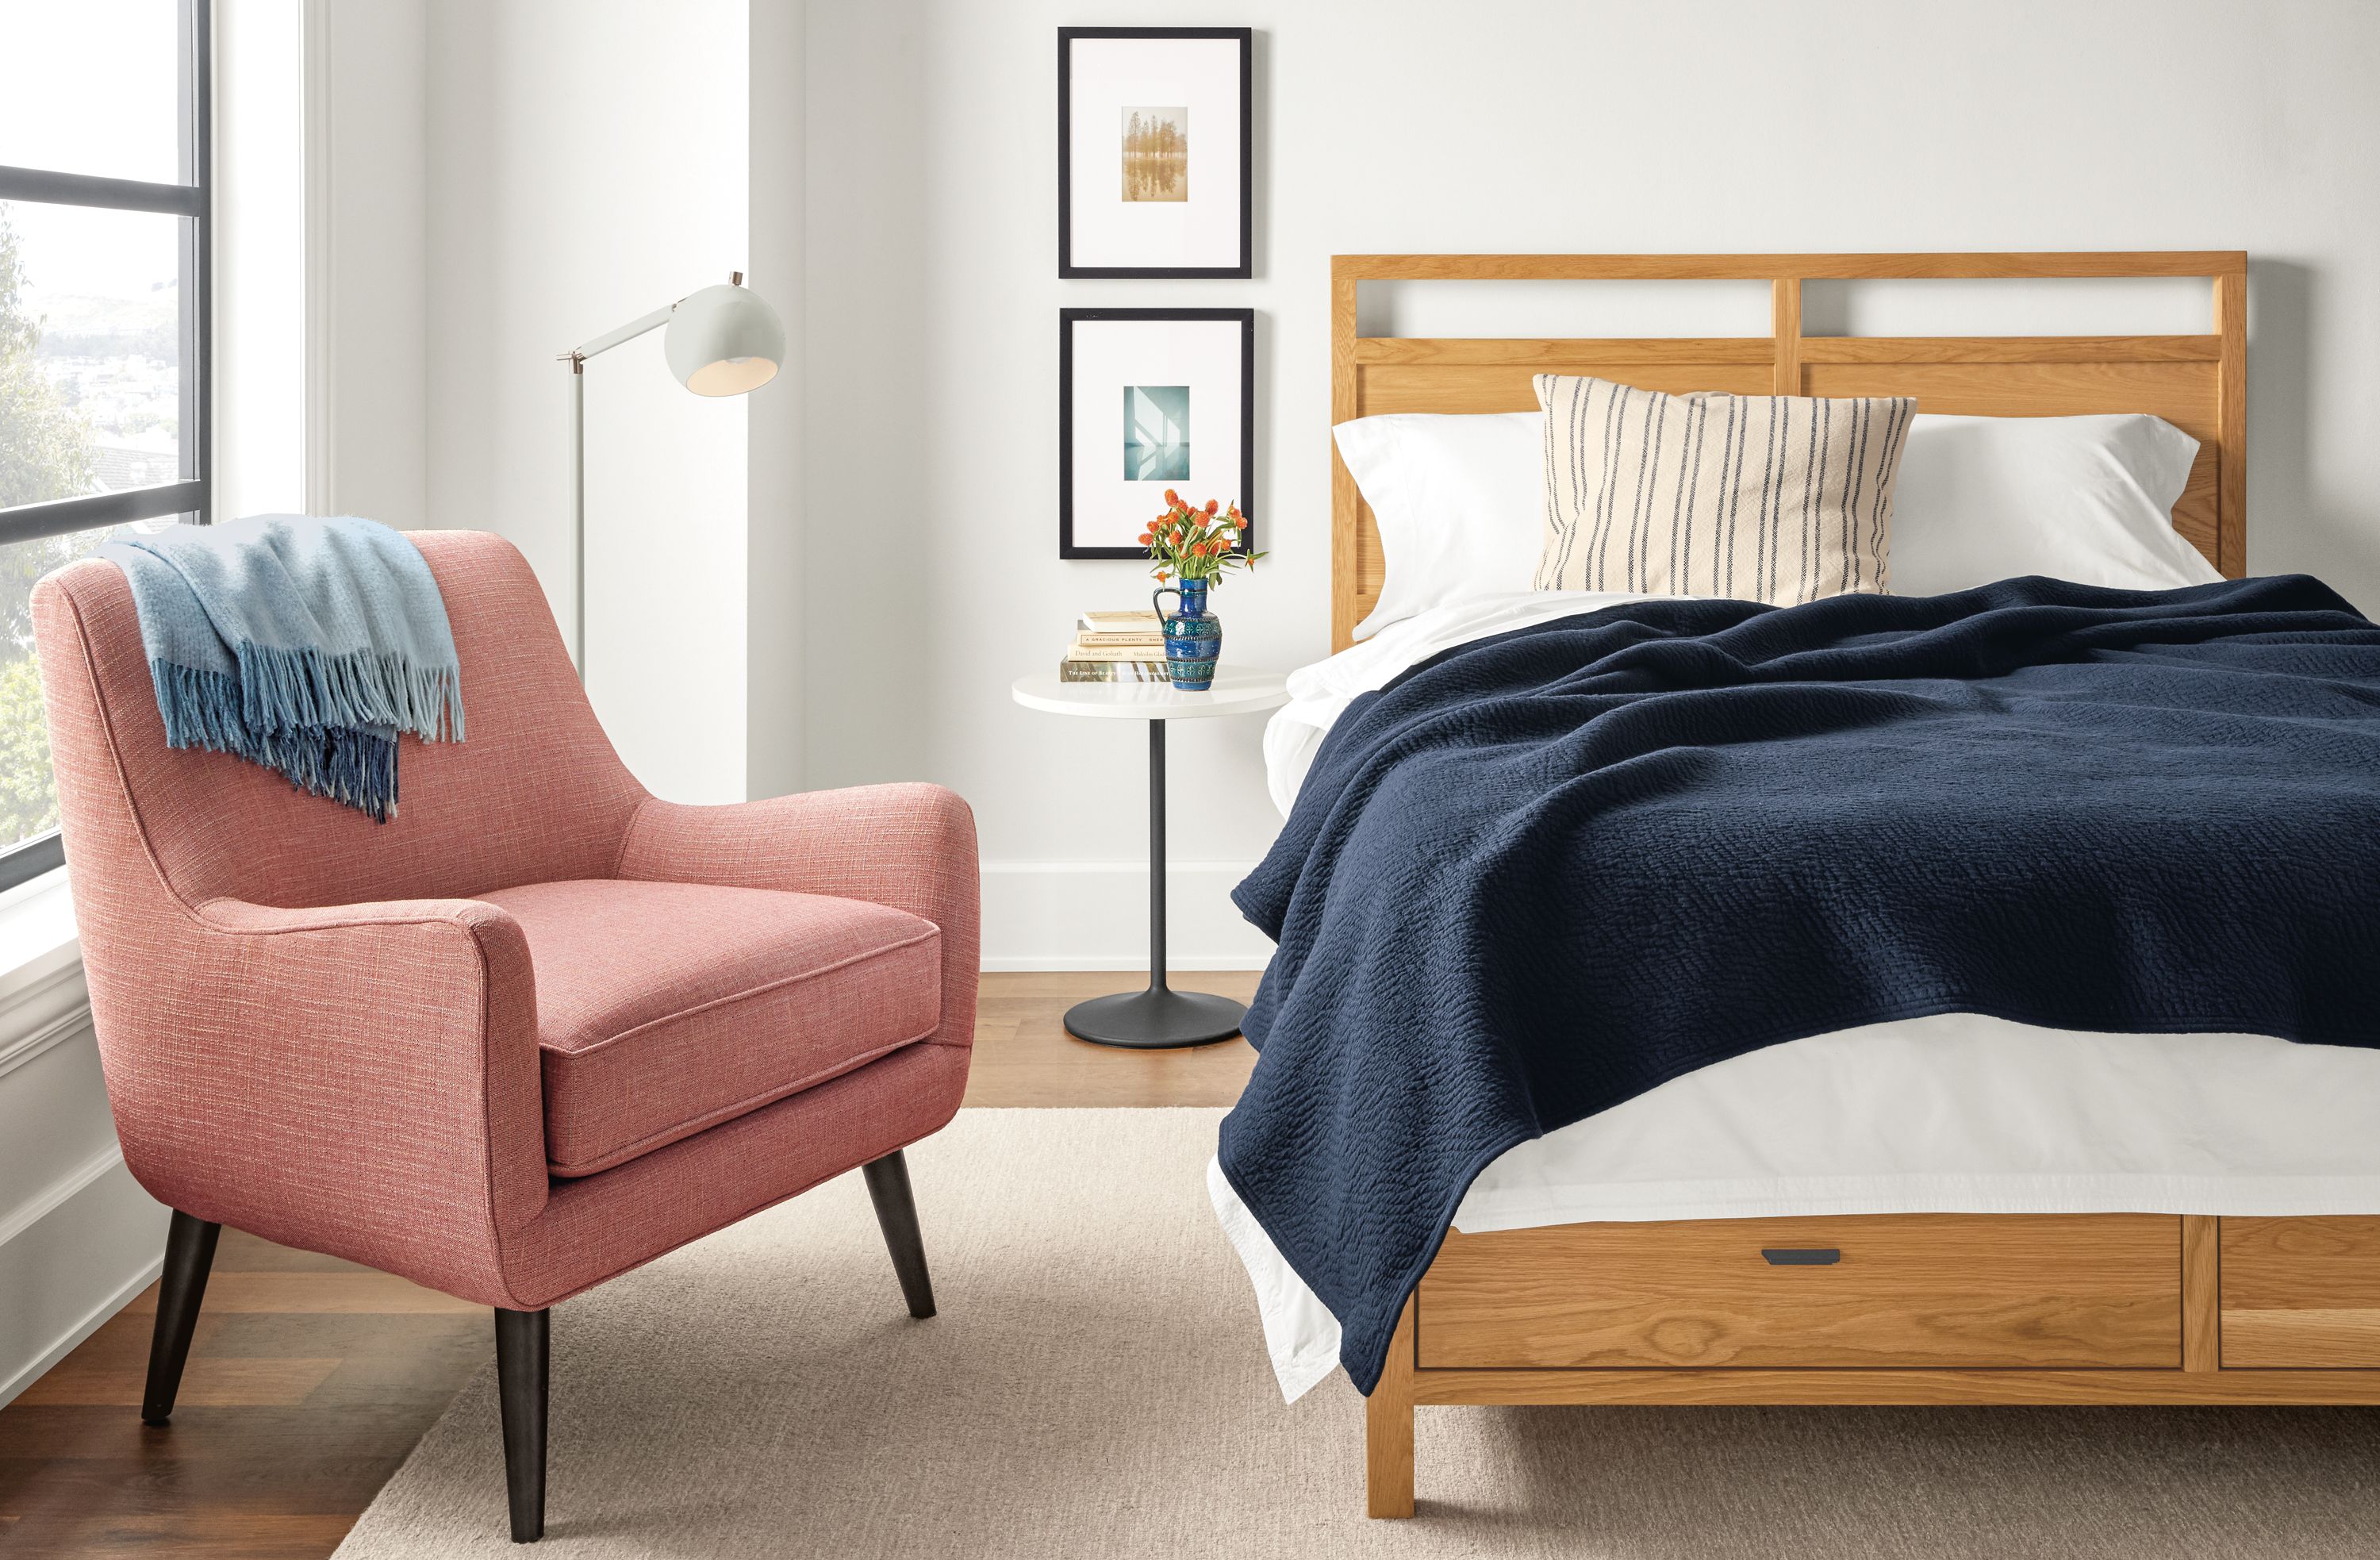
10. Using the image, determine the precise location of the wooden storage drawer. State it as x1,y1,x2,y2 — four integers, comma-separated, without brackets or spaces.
2220,1216,2380,1367
1416,1214,2182,1369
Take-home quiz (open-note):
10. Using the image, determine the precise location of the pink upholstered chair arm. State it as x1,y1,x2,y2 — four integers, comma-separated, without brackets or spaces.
615,783,979,1048
113,895,552,1307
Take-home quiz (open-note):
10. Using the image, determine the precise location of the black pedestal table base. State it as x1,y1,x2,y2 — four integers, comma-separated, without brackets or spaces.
1063,986,1247,1047
1065,714,1249,1050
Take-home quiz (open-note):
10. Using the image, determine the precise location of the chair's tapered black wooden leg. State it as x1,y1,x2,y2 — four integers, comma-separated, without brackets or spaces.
862,1150,936,1319
494,1307,549,1543
141,1210,221,1425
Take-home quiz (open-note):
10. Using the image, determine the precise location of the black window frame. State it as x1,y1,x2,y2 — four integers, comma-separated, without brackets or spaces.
0,0,212,891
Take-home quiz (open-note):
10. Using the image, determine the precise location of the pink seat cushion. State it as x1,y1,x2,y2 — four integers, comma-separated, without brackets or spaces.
479,880,942,1177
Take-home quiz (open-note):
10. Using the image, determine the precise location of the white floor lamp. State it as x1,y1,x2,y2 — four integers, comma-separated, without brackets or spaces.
560,271,786,674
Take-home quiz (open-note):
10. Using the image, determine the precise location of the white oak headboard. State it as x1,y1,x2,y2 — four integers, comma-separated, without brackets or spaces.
1330,252,2248,651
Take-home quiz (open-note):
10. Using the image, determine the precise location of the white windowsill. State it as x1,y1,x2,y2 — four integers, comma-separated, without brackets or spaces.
0,868,81,1002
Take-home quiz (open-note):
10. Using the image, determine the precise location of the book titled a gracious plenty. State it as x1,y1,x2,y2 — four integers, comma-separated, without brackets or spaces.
1063,639,1169,661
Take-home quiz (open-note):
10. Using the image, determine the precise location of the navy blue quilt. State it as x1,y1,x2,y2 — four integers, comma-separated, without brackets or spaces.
1221,574,2380,1393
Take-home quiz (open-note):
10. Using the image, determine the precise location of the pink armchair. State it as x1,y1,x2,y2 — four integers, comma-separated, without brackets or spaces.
32,532,977,1543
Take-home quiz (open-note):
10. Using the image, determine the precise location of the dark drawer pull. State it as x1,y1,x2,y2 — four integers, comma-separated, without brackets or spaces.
1761,1247,1841,1266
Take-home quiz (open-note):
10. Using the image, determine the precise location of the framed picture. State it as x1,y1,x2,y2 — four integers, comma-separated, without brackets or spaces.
1058,27,1251,279
1059,308,1255,559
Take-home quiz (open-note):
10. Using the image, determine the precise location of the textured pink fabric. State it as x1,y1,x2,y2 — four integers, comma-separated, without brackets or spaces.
31,532,977,1310
619,786,981,1058
511,1040,969,1310
478,879,942,1177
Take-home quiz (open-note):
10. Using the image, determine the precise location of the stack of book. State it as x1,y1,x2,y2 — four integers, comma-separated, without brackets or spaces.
1061,609,1170,682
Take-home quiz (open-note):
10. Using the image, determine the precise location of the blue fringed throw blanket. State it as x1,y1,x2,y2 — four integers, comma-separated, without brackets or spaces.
101,517,465,821
1221,574,2380,1393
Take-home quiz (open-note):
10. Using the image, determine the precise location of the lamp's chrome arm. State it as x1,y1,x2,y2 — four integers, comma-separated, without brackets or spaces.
559,304,676,371
559,272,748,679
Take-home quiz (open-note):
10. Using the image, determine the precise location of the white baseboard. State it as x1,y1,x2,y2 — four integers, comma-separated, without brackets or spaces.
0,1149,167,1410
979,860,1273,971
0,883,170,1410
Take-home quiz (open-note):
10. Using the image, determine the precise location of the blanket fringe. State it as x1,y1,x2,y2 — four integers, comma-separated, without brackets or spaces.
228,640,463,745
152,659,406,823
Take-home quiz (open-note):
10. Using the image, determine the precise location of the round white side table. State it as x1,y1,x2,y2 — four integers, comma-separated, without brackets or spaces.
1012,670,1291,1048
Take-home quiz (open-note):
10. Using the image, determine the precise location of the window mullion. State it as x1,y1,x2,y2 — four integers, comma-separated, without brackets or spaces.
182,0,212,516
0,166,204,217
0,484,208,547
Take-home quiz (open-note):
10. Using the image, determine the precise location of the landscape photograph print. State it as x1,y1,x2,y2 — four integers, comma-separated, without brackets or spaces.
1122,106,1187,201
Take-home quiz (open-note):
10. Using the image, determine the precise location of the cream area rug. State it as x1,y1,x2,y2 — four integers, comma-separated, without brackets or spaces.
335,1109,2380,1558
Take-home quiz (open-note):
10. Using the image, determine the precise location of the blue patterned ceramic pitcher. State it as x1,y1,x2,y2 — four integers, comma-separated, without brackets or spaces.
1153,578,1221,691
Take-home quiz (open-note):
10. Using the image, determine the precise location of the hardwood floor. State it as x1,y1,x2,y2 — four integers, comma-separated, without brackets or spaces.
0,971,1257,1557
965,970,1257,1107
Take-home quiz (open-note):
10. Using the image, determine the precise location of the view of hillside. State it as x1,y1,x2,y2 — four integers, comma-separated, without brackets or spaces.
0,200,183,506
0,203,173,847
25,279,182,494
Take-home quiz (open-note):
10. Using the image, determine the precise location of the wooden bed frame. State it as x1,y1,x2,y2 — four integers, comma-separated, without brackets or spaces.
1332,253,2380,1520
1331,251,2248,651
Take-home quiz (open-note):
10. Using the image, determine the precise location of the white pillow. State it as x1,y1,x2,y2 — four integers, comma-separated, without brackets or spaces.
1335,409,2217,634
1331,412,1544,639
1888,413,2218,596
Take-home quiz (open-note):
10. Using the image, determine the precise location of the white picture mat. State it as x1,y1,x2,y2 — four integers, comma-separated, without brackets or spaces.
1069,317,1246,549
1066,36,1242,271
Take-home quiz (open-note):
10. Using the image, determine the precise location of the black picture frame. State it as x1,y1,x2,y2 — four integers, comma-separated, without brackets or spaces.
1058,27,1252,279
1059,308,1256,560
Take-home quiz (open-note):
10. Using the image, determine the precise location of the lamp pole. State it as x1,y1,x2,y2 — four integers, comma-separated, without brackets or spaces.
558,299,680,677
569,355,583,672
557,270,777,680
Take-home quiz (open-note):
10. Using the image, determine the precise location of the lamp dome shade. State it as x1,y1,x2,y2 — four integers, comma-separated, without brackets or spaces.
665,282,785,397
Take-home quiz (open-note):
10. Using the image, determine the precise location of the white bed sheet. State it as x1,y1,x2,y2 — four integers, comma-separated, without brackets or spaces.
1263,590,1653,815
1223,591,2380,1403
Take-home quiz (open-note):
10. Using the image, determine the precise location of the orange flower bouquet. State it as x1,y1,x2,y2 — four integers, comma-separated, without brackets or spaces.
1141,490,1264,584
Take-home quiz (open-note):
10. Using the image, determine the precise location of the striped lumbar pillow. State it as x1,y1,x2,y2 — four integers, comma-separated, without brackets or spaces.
1532,374,1917,605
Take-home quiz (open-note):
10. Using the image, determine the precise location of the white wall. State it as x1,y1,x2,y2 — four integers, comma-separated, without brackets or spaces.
797,0,930,797
747,0,806,801
424,0,756,805
213,0,305,519
296,0,2380,967
800,0,2380,967
309,0,429,527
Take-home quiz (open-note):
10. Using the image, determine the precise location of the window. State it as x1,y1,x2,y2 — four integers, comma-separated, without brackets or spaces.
0,0,210,890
